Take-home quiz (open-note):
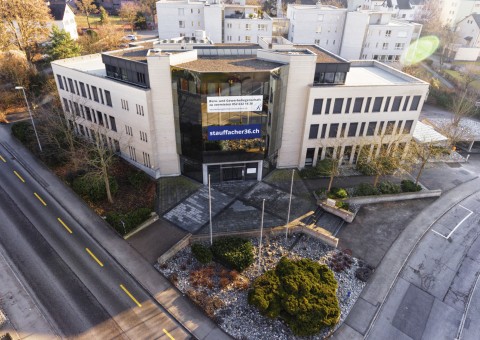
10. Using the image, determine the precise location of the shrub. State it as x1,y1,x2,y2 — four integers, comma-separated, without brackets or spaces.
128,171,150,187
299,167,320,179
105,207,152,235
248,257,340,336
328,187,348,199
191,243,213,264
335,201,350,211
354,183,379,196
401,180,422,192
211,237,254,272
378,181,402,194
316,158,335,176
72,175,118,202
11,121,33,144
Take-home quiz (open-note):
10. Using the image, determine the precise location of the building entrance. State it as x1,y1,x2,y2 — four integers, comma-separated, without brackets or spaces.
205,162,260,184
221,165,245,181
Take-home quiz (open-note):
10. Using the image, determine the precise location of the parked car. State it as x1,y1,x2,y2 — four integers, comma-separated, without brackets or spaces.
124,35,137,41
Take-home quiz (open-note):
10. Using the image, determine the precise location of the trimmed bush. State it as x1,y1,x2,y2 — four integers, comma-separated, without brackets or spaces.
105,207,152,235
191,243,213,264
335,201,350,211
248,257,340,336
401,180,422,192
354,183,379,196
378,181,402,194
328,187,348,199
72,175,118,202
211,237,254,272
299,167,319,179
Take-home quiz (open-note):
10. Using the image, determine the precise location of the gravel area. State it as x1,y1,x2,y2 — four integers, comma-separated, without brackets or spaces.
156,234,366,339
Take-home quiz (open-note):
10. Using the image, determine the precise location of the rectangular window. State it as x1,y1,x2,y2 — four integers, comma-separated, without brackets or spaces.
309,124,319,139
341,123,347,137
105,90,112,107
320,124,327,138
245,24,251,30
382,43,389,50
86,84,91,100
305,148,315,167
410,95,421,110
85,107,92,121
397,120,403,134
74,80,79,95
329,123,339,138
140,131,148,142
91,86,99,102
333,98,344,114
121,99,129,111
137,72,146,84
384,97,391,111
103,113,109,129
73,102,80,116
325,99,331,114
365,97,372,112
99,89,104,105
353,98,364,113
402,96,411,111
63,98,69,112
373,97,383,112
345,98,352,113
57,75,64,90
348,123,358,137
378,121,384,135
367,122,377,136
179,21,185,28
125,125,133,136
95,111,103,125
68,78,74,94
392,96,402,111
109,116,117,132
403,120,413,134
128,146,137,161
143,152,151,168
136,104,144,116
245,36,251,43
79,82,86,97
385,30,392,37
360,122,366,136
313,99,323,114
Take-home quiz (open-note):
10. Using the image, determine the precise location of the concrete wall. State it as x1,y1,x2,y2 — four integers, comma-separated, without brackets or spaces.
157,1,206,39
204,5,223,43
224,18,273,44
345,189,442,205
454,47,480,61
340,11,369,60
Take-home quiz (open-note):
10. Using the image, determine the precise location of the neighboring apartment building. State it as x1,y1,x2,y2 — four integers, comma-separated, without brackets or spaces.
156,0,272,44
456,14,480,48
51,39,428,184
286,4,347,55
439,0,480,27
48,2,78,40
340,10,422,61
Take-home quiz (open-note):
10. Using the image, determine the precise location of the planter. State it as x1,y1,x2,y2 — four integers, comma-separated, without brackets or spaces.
318,200,356,223
345,189,442,205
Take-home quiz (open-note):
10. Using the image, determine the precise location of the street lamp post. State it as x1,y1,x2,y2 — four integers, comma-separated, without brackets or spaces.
15,86,42,152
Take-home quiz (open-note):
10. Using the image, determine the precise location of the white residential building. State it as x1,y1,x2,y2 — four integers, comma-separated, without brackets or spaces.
156,0,271,44
340,10,422,62
48,2,78,40
286,4,347,54
456,14,480,48
439,0,480,27
51,39,428,184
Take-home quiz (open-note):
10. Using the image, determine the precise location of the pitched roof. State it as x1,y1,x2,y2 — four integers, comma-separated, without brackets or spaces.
396,0,412,10
49,3,67,21
472,13,480,27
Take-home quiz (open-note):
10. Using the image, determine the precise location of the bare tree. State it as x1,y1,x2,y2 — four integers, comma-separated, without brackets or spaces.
78,23,124,53
119,2,141,34
407,140,446,185
415,0,442,35
0,0,52,62
75,0,97,29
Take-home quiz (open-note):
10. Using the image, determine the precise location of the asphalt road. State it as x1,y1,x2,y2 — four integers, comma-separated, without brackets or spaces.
0,144,189,339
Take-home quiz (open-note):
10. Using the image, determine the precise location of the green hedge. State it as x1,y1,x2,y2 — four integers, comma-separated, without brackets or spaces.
354,183,379,196
378,181,402,194
191,243,213,264
401,180,422,192
72,175,118,202
248,257,340,336
105,207,152,235
328,187,348,199
211,237,254,272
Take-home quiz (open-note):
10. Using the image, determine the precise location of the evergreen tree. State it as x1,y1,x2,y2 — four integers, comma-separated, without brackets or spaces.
99,6,110,25
46,26,81,61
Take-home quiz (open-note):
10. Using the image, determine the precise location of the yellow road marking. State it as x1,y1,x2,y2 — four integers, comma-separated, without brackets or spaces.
163,329,175,340
85,248,104,267
14,171,25,183
34,192,47,206
120,284,142,307
57,218,73,234
0,155,5,163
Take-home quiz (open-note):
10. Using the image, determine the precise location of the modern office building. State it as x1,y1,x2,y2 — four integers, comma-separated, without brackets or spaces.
51,38,429,184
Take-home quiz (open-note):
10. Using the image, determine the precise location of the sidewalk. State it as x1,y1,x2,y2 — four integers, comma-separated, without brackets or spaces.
0,125,231,340
333,175,480,339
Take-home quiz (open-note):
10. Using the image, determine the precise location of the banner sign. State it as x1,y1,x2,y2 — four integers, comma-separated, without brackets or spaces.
207,95,263,113
207,124,262,141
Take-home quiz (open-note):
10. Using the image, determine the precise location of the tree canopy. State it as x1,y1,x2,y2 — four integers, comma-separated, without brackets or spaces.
0,0,52,62
46,26,81,61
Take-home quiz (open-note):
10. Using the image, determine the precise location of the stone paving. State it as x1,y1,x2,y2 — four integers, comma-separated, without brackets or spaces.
163,186,235,233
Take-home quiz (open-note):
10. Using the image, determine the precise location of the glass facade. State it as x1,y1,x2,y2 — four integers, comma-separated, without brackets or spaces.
172,67,281,182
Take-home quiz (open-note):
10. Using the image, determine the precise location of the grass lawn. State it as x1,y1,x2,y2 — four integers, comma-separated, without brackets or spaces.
444,69,480,91
75,14,125,30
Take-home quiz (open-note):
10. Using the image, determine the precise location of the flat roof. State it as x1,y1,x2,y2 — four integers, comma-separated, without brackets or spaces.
295,45,345,63
345,61,426,86
52,54,107,76
176,56,282,72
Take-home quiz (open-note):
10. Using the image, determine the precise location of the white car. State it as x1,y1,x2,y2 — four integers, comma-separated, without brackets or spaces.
124,35,137,41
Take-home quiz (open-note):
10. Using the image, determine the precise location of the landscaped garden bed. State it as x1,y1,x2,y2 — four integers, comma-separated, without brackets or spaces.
156,234,367,339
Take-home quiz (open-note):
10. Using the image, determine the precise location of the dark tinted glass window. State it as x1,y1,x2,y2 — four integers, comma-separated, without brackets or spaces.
105,90,112,107
378,121,384,135
313,99,323,114
309,124,319,139
386,121,395,135
403,120,413,134
392,96,402,111
348,122,358,137
325,99,331,114
360,122,366,136
321,124,327,138
353,98,364,113
333,98,344,114
345,98,352,113
384,97,391,111
329,123,339,138
373,97,383,112
57,75,64,90
305,148,315,167
367,122,377,136
402,96,410,111
410,95,421,110
365,97,372,112
92,86,99,102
